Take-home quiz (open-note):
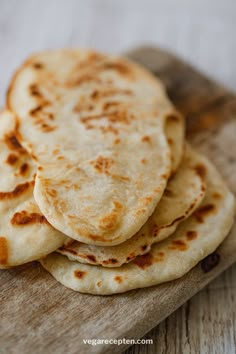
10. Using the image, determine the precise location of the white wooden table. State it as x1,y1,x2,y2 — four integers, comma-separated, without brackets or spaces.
0,1,235,353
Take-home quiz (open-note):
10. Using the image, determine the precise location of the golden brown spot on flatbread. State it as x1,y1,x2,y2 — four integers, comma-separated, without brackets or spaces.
133,253,153,269
65,183,80,190
166,113,180,122
74,270,86,279
103,258,118,265
60,179,70,184
194,163,207,179
33,62,44,69
76,226,122,243
6,153,18,165
103,61,134,78
88,52,104,61
41,123,57,132
85,124,92,130
141,158,146,164
11,211,48,226
97,281,102,287
40,177,51,186
158,252,165,257
14,123,24,145
29,84,42,97
0,181,34,200
90,88,132,100
30,103,55,132
141,196,153,206
90,90,99,99
74,101,94,113
19,163,29,176
30,105,43,116
100,125,119,135
38,166,43,171
86,233,104,242
76,52,104,71
156,251,165,262
186,230,198,241
90,156,114,174
162,173,169,179
0,237,8,265
167,138,173,145
57,156,64,160
86,254,97,262
99,201,123,231
47,189,57,197
141,135,151,143
103,101,120,110
31,153,38,161
114,276,123,284
53,148,60,155
111,174,130,182
151,224,159,237
4,133,25,152
126,252,136,262
85,124,94,130
212,192,222,199
114,138,120,144
69,75,102,87
193,204,216,223
169,240,188,251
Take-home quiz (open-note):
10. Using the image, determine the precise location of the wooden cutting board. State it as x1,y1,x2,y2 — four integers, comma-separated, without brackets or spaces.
0,47,236,354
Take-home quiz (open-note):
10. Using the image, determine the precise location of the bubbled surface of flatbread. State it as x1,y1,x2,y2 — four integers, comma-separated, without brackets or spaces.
0,110,68,268
40,147,235,294
7,49,180,245
58,145,205,267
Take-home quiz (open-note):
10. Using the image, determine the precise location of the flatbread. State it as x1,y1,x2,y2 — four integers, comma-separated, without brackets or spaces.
58,145,205,267
165,112,185,173
0,110,69,268
7,49,181,245
40,148,235,294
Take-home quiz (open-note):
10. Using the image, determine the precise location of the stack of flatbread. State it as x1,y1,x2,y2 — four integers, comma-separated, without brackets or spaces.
0,49,234,295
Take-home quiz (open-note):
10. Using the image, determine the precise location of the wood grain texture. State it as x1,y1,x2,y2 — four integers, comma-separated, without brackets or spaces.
0,46,235,354
126,265,236,354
